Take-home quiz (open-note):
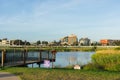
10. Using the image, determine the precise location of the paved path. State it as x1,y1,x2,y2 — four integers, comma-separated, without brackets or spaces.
0,72,21,80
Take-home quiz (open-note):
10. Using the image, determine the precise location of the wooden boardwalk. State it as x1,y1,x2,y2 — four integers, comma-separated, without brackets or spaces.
0,49,56,68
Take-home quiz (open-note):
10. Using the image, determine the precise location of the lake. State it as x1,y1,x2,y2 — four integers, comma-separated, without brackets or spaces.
28,51,94,68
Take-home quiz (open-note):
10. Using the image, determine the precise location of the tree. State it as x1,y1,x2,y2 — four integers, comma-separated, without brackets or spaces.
72,41,78,46
36,40,41,45
13,40,23,45
113,41,120,46
11,39,24,45
42,41,48,46
26,42,31,45
24,40,31,45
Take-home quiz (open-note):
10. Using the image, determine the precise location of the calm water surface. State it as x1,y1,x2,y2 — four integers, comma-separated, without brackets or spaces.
28,52,94,68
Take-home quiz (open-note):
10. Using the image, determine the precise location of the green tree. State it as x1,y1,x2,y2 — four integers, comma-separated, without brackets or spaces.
36,40,41,45
42,41,48,46
24,40,31,45
13,39,23,45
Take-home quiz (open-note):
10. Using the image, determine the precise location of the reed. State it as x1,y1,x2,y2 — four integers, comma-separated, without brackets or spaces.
91,50,120,71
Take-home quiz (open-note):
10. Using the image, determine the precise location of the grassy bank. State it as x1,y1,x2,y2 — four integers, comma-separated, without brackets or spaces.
0,46,95,52
1,67,120,80
0,46,119,52
84,50,120,71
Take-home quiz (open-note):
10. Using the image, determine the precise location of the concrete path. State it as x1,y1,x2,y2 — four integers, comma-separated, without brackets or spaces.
0,72,21,80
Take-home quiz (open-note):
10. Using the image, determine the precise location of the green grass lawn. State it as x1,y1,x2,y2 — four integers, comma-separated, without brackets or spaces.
1,67,120,80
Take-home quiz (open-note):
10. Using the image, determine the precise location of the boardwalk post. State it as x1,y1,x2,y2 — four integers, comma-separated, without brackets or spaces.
38,50,42,68
23,49,27,66
39,50,42,62
32,63,33,68
1,49,6,68
47,51,49,59
23,50,25,65
51,50,57,68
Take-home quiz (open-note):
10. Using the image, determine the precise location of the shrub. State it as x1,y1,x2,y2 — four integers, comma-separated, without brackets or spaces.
83,63,103,71
91,50,120,71
115,47,120,50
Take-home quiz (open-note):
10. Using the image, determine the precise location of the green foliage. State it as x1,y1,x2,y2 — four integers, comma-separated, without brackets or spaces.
115,47,120,50
64,65,74,69
91,50,120,71
83,63,103,71
36,40,41,45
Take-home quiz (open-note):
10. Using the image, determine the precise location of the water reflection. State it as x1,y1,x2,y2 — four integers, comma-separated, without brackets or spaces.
28,52,94,68
54,52,94,67
0,51,94,68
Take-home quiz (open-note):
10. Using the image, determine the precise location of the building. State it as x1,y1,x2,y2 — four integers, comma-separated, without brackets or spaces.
60,36,68,45
68,34,78,46
0,38,10,46
79,38,90,46
100,39,120,46
60,34,78,46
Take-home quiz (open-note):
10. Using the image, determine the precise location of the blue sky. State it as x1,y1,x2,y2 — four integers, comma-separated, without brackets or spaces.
0,0,120,42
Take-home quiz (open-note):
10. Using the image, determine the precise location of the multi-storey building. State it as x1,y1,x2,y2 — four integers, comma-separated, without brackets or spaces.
60,34,78,46
79,38,90,46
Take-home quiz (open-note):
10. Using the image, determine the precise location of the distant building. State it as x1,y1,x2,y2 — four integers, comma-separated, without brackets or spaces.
100,39,120,46
60,34,78,46
0,38,10,46
79,38,90,46
60,36,68,45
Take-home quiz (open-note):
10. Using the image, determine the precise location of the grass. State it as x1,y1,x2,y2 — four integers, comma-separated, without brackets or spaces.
1,67,120,80
95,50,120,54
91,50,120,71
0,46,119,52
0,46,102,52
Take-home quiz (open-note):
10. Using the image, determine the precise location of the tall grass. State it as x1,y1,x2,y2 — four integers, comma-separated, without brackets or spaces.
91,50,120,71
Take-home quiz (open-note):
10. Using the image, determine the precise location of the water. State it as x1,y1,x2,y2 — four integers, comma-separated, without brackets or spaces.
0,51,94,68
28,52,94,68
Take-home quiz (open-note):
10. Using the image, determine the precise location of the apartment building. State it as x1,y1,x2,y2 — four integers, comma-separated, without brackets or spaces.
60,34,78,46
79,38,90,46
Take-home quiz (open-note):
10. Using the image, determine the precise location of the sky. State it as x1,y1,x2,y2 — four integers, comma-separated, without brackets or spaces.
0,0,120,42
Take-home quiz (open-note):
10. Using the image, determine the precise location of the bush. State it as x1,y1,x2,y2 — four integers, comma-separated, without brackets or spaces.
115,47,120,50
91,50,120,71
83,63,103,71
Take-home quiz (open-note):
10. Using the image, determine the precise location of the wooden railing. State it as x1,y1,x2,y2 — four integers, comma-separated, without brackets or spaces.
0,49,56,68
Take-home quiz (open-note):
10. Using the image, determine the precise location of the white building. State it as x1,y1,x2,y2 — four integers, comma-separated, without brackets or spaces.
79,38,90,46
0,38,10,46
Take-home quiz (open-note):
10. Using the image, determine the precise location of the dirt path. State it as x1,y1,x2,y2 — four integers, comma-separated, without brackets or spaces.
0,72,21,80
